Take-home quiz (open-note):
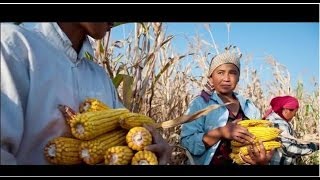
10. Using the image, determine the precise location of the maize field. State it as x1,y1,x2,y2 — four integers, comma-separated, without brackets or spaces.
88,22,319,165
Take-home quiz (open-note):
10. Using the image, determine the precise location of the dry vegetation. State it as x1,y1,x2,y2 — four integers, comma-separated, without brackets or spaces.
92,22,319,165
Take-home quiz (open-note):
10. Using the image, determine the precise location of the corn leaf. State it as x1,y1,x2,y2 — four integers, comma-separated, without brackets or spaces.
155,102,233,129
84,52,94,61
112,74,124,88
122,75,134,110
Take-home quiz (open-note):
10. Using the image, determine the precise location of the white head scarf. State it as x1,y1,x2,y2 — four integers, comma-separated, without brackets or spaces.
207,45,242,78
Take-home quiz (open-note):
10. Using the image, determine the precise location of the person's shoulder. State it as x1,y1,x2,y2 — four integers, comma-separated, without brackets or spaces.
1,23,23,32
2,23,30,40
190,95,206,104
188,95,214,109
235,93,256,107
1,23,42,47
266,113,287,124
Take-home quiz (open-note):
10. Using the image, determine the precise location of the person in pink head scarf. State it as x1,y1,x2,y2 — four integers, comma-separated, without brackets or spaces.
264,96,319,165
263,96,300,122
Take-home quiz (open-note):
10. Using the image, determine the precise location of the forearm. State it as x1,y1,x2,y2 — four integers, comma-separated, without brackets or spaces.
203,127,223,147
181,132,207,155
282,141,318,157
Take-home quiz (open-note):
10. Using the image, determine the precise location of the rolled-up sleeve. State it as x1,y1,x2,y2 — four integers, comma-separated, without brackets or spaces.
277,123,318,157
180,99,207,156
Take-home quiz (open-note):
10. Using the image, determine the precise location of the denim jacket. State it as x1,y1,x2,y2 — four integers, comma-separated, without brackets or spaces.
180,92,260,165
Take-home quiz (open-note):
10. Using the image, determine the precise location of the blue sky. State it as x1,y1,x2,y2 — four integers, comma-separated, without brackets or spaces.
22,22,319,91
110,22,319,91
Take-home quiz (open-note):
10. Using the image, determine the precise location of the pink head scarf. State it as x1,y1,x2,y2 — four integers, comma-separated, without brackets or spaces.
263,96,299,121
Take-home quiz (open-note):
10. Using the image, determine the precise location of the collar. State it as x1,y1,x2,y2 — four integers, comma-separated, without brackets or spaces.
35,22,94,64
268,112,291,125
209,91,249,108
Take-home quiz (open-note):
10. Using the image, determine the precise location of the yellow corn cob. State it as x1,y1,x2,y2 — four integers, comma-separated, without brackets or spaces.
131,150,158,165
247,126,281,135
237,120,272,127
69,108,130,140
104,146,133,165
79,98,110,113
58,104,76,125
126,127,152,151
232,141,281,155
80,129,127,165
232,154,250,165
229,151,271,165
119,113,156,130
44,137,82,165
231,126,281,146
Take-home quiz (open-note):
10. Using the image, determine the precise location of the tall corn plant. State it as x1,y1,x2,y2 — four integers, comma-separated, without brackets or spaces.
93,22,195,164
238,54,266,114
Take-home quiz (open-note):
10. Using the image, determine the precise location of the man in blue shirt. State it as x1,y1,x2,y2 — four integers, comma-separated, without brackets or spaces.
1,22,171,165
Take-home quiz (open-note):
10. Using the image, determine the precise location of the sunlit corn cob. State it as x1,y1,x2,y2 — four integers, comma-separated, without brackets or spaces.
229,151,271,165
80,129,127,165
231,126,281,146
119,112,156,130
126,127,152,151
79,98,110,113
237,120,272,127
131,150,158,165
104,146,133,165
70,108,130,140
44,137,82,165
58,104,77,125
232,141,281,155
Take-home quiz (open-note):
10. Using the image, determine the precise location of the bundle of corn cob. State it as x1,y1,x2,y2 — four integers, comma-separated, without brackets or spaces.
229,120,282,165
45,99,126,164
46,98,158,165
58,98,155,140
44,130,128,165
48,98,225,165
51,98,230,164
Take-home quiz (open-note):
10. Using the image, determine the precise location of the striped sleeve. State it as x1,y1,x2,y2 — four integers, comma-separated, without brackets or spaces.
275,123,318,157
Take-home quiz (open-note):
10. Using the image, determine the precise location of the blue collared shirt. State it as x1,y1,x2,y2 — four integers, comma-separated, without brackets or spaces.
180,91,261,165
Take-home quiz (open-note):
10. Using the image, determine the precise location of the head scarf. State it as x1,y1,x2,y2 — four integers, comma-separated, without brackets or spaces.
200,80,215,103
207,45,242,78
263,96,300,121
